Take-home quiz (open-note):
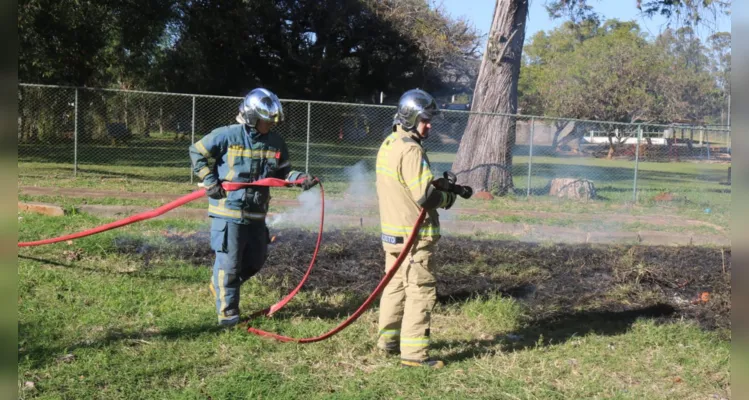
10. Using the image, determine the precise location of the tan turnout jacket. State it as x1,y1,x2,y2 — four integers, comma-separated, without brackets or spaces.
375,126,453,252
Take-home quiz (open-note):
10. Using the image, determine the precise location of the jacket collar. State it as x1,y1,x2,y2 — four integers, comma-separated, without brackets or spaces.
242,124,263,141
394,124,423,145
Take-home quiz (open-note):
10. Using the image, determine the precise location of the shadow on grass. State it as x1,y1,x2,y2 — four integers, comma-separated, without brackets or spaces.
18,255,206,284
266,294,371,321
436,303,676,363
268,283,539,322
18,321,227,370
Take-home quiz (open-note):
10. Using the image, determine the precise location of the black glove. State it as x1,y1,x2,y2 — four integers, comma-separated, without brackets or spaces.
433,171,473,199
205,183,226,200
443,191,457,210
300,175,319,191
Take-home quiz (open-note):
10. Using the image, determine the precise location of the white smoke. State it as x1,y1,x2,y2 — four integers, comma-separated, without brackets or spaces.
267,160,376,228
342,160,375,203
267,186,325,228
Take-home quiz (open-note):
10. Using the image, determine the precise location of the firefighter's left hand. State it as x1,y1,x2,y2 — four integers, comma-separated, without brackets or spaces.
443,191,457,210
300,175,319,191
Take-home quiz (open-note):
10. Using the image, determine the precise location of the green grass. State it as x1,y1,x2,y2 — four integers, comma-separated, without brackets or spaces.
18,212,730,399
19,137,731,235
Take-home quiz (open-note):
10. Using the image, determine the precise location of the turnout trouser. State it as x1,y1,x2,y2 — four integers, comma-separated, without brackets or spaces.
209,218,269,324
377,240,437,361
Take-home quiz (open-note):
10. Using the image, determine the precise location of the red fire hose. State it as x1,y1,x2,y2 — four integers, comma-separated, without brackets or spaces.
249,180,325,318
247,209,426,343
18,176,428,343
18,178,307,247
17,177,325,320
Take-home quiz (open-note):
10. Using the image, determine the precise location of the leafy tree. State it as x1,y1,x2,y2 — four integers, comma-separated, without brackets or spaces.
706,31,731,125
452,0,731,195
19,0,174,87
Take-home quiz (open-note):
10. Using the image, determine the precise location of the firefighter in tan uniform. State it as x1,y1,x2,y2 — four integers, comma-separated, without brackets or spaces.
375,89,460,369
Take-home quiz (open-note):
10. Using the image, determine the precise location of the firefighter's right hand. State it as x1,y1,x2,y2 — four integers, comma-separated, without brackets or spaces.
300,175,319,191
205,183,227,199
432,177,451,192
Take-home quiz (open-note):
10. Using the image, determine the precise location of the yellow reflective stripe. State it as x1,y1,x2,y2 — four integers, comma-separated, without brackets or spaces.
381,227,408,236
195,140,211,157
401,337,430,347
227,148,249,157
407,170,434,190
208,205,266,220
225,149,236,181
381,223,439,232
379,329,401,337
381,223,439,237
380,228,440,237
376,166,400,181
208,205,241,218
224,147,278,181
261,150,277,159
217,269,227,318
406,160,433,189
439,191,449,208
197,167,211,179
376,156,405,185
227,148,277,159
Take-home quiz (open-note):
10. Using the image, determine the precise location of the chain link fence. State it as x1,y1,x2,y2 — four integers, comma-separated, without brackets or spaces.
19,83,731,208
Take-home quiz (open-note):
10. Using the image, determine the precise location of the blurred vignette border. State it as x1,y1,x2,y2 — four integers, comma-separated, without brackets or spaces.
1,0,18,398
732,2,748,397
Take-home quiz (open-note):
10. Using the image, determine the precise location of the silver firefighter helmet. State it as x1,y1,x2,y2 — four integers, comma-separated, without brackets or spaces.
394,89,440,130
237,88,284,126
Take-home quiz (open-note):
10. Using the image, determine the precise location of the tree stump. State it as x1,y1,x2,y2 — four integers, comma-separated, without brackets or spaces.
473,191,495,200
548,178,596,200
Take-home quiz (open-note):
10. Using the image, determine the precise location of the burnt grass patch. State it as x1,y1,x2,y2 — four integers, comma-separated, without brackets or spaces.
114,228,730,331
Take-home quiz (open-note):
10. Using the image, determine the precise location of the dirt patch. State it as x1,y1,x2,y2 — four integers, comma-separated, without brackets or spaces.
653,192,675,202
20,186,727,234
473,192,495,201
114,228,730,330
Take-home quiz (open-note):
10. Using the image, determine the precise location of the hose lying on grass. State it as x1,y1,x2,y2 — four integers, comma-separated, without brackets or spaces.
17,177,325,320
247,209,426,343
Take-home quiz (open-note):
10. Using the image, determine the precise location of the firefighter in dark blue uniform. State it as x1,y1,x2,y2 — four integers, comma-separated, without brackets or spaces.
189,88,318,326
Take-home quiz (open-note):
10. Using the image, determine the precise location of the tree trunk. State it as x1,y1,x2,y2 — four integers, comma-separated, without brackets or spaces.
451,0,528,196
556,122,585,152
551,121,567,149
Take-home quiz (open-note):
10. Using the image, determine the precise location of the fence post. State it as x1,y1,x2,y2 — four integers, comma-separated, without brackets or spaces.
728,129,731,153
706,130,710,160
74,88,79,178
632,124,642,203
191,96,196,184
305,101,311,174
526,117,535,198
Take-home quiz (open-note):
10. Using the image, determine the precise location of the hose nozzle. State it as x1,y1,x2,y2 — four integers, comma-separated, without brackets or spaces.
433,171,473,199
